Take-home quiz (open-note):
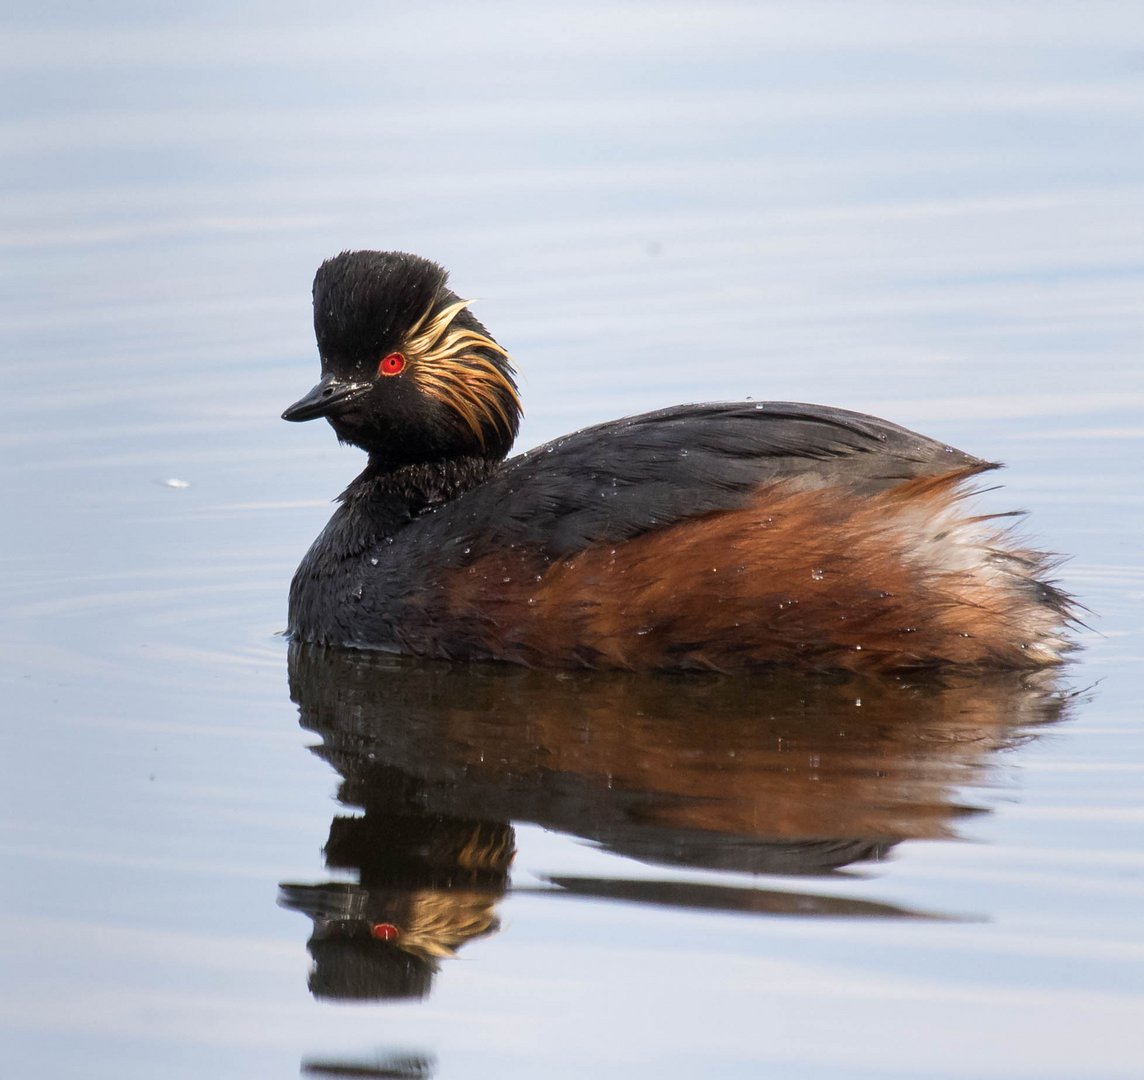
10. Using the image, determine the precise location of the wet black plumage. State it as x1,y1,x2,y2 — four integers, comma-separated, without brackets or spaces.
283,250,1073,672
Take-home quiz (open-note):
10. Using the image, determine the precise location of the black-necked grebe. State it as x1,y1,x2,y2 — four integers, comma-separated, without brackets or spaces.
283,250,1073,673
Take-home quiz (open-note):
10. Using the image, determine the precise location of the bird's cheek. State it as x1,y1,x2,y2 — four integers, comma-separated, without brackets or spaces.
327,413,364,441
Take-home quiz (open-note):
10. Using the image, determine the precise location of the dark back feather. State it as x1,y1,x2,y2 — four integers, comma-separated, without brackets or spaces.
427,402,986,561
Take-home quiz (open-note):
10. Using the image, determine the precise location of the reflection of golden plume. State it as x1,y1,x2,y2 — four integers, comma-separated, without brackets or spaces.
398,887,502,961
455,823,516,875
387,825,513,963
404,297,520,448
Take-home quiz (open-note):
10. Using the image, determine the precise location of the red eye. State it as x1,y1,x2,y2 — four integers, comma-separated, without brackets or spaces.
378,352,406,377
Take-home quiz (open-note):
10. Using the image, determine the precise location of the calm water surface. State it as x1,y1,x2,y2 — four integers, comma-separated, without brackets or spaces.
2,4,1143,1078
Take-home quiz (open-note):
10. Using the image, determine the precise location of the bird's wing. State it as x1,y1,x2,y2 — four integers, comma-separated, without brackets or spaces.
422,401,989,560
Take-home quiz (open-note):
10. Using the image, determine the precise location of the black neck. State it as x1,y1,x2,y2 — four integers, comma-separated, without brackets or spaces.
301,455,500,573
340,453,498,533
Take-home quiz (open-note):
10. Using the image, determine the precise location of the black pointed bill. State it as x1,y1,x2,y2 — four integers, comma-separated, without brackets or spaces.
282,373,371,422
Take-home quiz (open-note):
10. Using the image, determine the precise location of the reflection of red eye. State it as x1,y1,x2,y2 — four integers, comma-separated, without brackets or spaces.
378,352,406,377
370,922,400,941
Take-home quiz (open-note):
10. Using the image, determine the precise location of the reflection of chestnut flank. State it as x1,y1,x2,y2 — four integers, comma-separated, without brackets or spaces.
284,250,1075,673
288,643,1069,875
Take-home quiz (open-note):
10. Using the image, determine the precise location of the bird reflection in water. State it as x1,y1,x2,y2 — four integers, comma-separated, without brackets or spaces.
279,641,1071,1002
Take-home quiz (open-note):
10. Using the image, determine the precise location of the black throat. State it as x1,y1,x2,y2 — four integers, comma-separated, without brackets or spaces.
338,454,501,545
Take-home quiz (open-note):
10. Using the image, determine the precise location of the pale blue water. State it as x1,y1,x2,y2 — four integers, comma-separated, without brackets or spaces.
2,4,1143,1078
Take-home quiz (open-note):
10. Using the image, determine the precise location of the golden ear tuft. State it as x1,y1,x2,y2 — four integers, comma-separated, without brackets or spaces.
403,297,520,448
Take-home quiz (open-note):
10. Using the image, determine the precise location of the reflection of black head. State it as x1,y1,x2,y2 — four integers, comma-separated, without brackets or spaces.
307,935,434,1002
280,813,510,1005
278,882,430,1001
279,882,436,1001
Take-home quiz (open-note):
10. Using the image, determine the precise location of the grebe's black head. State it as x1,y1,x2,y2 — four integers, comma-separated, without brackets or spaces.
283,251,520,468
